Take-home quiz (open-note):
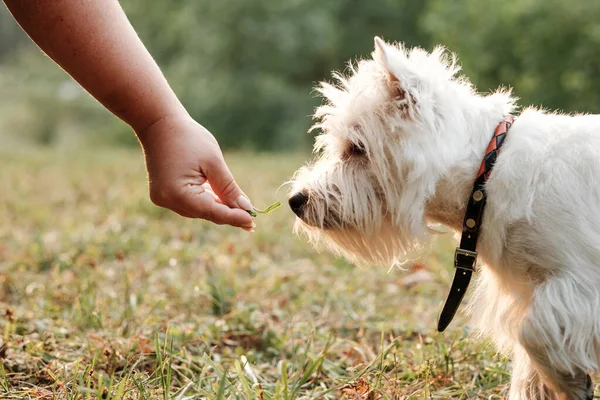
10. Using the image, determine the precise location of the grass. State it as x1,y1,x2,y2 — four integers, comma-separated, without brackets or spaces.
0,148,535,399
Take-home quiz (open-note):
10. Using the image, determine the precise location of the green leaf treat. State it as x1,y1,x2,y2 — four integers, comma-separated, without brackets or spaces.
247,201,281,217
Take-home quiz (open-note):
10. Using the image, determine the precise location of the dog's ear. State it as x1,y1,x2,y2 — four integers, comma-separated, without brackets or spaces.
374,37,396,77
373,37,413,103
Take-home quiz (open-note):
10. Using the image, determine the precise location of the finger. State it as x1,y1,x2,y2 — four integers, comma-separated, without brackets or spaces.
202,183,224,204
205,156,253,211
201,187,253,229
241,224,255,232
202,190,253,229
181,188,254,228
206,202,255,228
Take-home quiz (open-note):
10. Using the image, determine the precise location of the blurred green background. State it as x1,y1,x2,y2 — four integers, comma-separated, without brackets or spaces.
2,0,600,151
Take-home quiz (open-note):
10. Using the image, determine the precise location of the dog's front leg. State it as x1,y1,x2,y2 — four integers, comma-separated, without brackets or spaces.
517,277,596,400
509,345,558,400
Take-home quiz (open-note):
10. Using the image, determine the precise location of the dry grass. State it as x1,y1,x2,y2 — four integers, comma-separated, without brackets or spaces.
0,148,520,399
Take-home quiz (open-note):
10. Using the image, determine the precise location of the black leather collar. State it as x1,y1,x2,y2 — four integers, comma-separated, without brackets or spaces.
437,116,514,332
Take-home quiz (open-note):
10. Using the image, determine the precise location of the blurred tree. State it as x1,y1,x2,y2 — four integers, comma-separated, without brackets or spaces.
423,0,600,113
0,0,431,149
0,6,28,62
3,0,600,149
122,0,431,150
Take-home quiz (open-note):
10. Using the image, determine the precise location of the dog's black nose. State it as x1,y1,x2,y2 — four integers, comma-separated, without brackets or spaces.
288,191,308,217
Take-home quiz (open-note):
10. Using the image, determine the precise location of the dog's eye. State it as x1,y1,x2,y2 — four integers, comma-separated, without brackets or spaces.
342,141,367,161
349,142,366,156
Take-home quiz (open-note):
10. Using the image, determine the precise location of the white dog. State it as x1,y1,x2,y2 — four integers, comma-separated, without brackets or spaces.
289,37,600,399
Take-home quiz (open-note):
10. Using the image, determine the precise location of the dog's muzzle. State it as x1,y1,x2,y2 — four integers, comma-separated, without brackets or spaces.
288,191,309,217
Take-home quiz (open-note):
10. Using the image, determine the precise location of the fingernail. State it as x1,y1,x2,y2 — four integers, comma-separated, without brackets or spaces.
236,195,253,211
242,222,256,232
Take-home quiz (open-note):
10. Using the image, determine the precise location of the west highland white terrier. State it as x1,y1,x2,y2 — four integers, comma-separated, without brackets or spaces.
289,37,600,399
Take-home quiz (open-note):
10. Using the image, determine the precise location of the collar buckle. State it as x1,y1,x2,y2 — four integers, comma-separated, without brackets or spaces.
454,248,477,271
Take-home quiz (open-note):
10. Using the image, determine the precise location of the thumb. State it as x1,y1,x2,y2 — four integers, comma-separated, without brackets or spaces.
205,156,253,211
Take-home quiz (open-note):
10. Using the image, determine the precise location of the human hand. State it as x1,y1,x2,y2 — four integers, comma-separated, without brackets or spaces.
137,115,255,231
4,0,255,231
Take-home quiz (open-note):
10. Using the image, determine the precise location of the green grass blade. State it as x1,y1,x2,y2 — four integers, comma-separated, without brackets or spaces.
215,369,229,400
280,360,289,400
234,359,254,398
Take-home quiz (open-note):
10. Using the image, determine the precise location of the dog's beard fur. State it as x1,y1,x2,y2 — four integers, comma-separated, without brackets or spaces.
291,156,430,266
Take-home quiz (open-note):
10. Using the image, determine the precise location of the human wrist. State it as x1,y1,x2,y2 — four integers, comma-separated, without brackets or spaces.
133,108,192,145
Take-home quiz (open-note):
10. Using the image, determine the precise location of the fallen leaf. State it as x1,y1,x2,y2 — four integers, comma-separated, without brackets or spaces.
340,378,376,399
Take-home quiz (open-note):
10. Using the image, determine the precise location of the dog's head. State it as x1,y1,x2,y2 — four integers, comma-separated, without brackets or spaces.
289,37,510,266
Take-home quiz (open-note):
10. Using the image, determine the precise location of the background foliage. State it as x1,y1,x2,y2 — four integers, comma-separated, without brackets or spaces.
2,0,600,150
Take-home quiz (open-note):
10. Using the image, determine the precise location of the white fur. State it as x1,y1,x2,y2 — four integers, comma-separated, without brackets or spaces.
290,37,600,399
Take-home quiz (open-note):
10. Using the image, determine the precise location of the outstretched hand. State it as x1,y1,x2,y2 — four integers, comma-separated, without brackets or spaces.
138,115,255,231
4,0,255,230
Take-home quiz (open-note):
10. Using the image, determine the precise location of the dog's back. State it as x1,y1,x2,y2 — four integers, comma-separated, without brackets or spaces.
485,108,600,275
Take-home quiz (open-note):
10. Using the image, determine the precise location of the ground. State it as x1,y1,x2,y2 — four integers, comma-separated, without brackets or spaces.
0,149,583,399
